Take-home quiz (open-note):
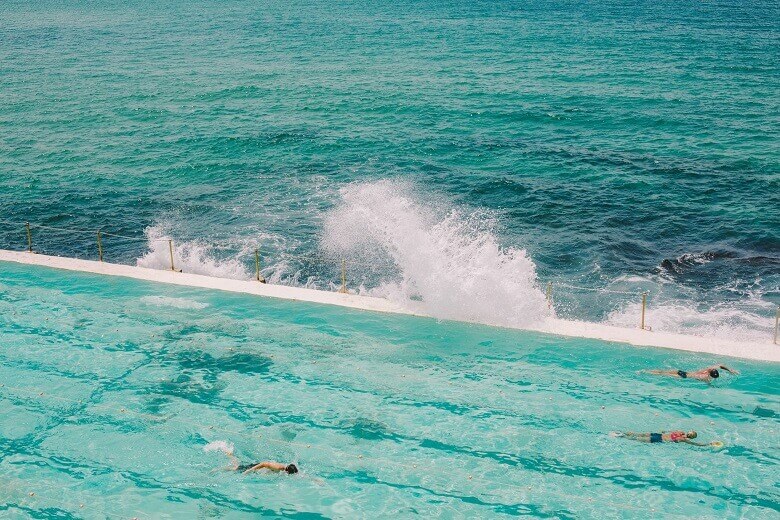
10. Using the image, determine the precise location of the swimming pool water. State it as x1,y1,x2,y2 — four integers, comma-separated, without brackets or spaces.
0,261,778,518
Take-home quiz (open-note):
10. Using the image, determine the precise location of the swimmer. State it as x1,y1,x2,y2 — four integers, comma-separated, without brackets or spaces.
204,441,298,475
644,364,739,384
612,430,722,448
233,460,299,475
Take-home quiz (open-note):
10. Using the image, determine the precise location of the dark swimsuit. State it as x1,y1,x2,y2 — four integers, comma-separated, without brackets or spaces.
650,433,663,443
677,370,688,379
237,463,260,472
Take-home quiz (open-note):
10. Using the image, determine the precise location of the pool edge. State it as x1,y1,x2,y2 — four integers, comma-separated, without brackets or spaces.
1,249,777,363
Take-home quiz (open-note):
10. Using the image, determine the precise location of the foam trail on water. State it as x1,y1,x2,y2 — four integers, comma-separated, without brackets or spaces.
137,225,250,279
322,180,549,327
204,441,234,454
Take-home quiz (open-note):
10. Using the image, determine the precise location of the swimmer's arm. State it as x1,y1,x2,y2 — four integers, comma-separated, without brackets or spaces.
682,439,709,447
717,365,739,375
243,461,285,474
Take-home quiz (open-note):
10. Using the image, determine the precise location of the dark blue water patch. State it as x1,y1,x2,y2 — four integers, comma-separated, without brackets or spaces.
341,417,396,442
161,322,250,342
0,504,81,520
752,406,776,418
143,395,173,416
722,444,780,466
153,374,226,406
174,350,273,377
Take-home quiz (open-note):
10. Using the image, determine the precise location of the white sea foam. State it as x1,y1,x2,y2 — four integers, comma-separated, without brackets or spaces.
322,180,549,328
131,183,774,346
136,225,250,279
140,295,209,310
203,441,234,454
135,224,319,288
607,299,775,344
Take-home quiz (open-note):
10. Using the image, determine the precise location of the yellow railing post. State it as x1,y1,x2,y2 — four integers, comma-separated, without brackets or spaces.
97,231,103,262
338,259,347,293
774,307,779,345
640,292,648,330
255,249,266,283
546,282,552,309
168,240,176,272
25,222,32,252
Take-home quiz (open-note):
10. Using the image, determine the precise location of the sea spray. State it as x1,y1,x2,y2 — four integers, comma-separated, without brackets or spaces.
135,224,321,286
607,299,775,344
322,180,550,327
137,224,250,279
131,193,773,343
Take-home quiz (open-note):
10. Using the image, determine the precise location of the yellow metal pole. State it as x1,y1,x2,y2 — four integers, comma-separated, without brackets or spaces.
168,240,176,272
774,307,779,345
546,282,552,309
25,222,32,252
338,259,347,293
255,249,266,283
640,292,647,330
97,231,103,262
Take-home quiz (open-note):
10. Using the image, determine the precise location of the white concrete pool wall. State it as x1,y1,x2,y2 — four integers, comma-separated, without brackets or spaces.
1,249,777,363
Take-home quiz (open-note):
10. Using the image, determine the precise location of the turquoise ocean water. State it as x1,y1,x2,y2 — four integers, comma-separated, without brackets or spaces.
0,0,778,339
1,262,778,518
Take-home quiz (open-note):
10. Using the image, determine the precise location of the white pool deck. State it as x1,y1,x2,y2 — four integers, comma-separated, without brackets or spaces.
1,249,777,363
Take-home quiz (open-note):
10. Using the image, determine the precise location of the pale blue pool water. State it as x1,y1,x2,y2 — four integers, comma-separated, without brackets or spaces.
0,261,778,518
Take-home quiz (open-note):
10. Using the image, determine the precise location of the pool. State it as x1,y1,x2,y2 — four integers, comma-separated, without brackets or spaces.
1,261,778,518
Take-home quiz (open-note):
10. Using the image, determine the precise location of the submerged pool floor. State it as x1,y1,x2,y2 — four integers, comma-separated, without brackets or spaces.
1,262,778,518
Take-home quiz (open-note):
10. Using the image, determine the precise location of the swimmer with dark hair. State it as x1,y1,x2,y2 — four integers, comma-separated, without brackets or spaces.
204,441,298,475
234,461,299,475
612,430,723,448
644,364,739,384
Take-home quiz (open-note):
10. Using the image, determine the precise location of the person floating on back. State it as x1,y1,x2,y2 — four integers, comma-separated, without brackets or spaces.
612,430,723,448
644,364,739,384
204,441,298,475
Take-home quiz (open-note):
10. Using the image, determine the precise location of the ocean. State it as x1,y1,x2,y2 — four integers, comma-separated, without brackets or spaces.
1,0,778,339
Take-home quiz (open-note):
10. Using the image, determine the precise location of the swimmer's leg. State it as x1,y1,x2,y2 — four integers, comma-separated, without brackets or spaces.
621,432,652,442
204,441,239,472
646,370,682,378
